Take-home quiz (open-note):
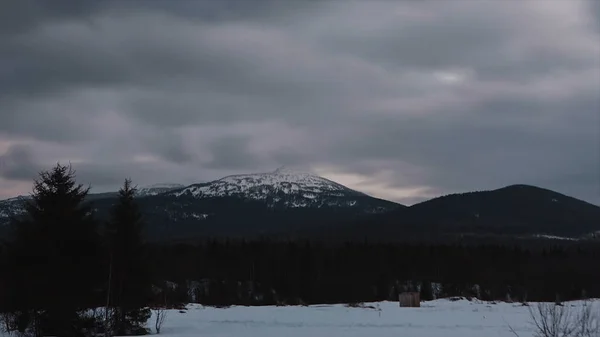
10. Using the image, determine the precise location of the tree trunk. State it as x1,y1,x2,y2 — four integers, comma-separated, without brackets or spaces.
105,252,113,337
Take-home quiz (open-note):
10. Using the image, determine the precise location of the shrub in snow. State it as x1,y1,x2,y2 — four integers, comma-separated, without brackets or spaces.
508,300,600,337
153,307,167,334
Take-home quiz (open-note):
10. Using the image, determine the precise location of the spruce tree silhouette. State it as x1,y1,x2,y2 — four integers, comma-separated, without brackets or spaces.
106,179,151,335
6,163,102,336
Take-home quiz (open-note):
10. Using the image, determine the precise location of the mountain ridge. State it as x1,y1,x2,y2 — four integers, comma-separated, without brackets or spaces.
0,168,401,241
169,167,372,208
0,169,598,242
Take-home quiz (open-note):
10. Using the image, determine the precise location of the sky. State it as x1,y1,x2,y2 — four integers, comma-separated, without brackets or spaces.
0,0,599,205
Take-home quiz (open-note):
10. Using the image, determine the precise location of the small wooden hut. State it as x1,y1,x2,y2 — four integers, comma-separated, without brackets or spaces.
399,292,420,307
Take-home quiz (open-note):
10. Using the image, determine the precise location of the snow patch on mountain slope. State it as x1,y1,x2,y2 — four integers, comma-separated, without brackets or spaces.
0,196,28,219
519,233,588,241
180,212,209,220
136,183,185,197
532,234,578,241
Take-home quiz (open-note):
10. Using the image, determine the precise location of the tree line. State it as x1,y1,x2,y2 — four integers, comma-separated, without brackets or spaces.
0,163,599,335
147,238,600,306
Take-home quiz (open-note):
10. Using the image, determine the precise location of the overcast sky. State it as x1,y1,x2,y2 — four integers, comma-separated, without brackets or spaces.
0,0,599,205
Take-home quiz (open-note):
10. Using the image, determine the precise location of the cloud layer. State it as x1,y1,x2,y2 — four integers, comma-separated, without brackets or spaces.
1,0,599,205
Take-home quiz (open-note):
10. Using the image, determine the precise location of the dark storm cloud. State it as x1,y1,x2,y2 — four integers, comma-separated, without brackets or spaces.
0,0,303,34
205,136,262,170
0,0,598,204
0,0,103,35
140,131,193,164
0,94,109,142
331,88,600,197
73,162,159,188
589,0,600,32
0,144,41,181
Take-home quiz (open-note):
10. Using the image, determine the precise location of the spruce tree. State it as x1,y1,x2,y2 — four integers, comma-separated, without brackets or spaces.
420,280,434,301
6,163,102,336
106,179,151,335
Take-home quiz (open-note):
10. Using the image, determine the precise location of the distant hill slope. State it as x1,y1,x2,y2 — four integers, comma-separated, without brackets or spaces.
339,184,600,241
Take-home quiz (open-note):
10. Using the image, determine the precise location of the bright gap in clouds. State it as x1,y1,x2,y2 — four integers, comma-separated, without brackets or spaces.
433,68,474,84
312,167,437,205
435,72,463,84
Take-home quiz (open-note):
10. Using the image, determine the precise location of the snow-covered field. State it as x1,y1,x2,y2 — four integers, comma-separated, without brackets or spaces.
2,299,596,336
144,299,598,337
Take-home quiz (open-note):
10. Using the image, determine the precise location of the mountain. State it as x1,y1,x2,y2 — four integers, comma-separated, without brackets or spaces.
339,184,600,241
0,168,401,241
169,167,377,208
129,167,400,240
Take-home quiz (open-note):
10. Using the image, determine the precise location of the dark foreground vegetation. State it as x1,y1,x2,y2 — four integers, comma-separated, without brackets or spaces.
0,164,598,336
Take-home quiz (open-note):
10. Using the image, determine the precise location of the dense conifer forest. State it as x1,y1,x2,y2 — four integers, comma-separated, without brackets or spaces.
144,239,600,306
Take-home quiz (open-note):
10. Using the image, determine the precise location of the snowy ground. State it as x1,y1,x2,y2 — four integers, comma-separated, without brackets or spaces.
2,299,596,336
144,299,598,337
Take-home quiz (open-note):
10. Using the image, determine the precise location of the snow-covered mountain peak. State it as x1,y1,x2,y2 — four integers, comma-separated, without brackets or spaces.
171,168,366,208
211,168,353,194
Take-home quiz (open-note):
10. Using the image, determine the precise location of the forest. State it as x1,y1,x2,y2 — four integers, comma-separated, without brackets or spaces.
146,239,600,306
0,163,598,336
